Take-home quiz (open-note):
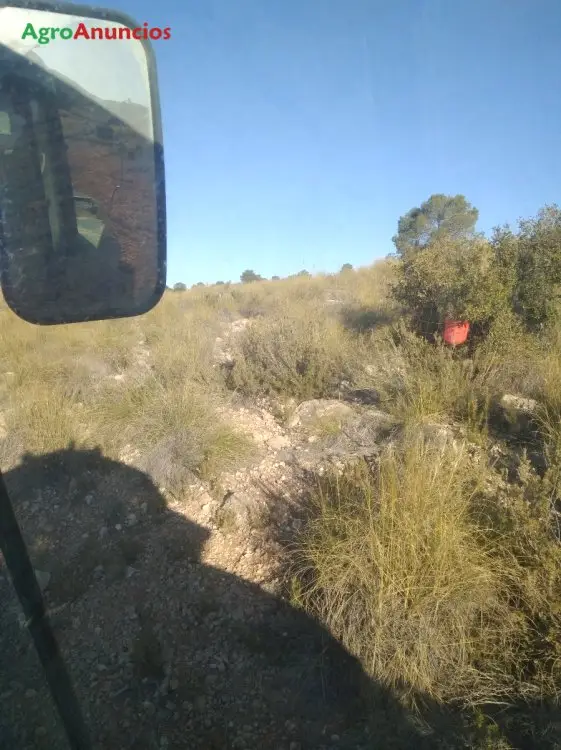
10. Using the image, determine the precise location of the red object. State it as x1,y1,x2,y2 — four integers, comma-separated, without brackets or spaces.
443,319,470,346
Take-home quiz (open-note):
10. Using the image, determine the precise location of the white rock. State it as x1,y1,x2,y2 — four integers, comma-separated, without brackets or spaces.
500,394,538,415
267,435,290,450
287,399,355,429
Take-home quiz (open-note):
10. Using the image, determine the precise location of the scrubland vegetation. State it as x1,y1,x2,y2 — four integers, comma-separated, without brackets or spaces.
2,194,561,746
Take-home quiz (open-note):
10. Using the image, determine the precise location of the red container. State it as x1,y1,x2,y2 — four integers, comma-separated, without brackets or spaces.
443,319,470,346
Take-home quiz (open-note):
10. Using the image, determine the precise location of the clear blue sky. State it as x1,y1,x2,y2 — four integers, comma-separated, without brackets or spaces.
103,0,561,285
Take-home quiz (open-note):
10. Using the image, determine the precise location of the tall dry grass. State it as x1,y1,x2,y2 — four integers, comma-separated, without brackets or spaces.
0,291,251,489
292,433,561,709
292,437,514,705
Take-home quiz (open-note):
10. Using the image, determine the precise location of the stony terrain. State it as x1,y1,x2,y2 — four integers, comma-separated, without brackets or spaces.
0,318,430,750
1,307,555,750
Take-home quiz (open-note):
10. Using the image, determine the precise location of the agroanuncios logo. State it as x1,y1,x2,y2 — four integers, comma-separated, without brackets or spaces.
21,21,171,45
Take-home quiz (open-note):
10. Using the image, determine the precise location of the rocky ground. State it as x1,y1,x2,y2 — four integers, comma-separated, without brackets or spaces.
0,318,535,749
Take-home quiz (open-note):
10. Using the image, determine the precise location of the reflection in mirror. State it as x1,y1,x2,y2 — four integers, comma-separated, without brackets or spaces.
0,8,165,324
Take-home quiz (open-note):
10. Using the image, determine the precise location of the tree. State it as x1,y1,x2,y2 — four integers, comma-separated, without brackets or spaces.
341,263,353,272
392,194,478,258
240,269,263,283
173,282,186,292
271,275,280,281
296,270,311,277
215,280,225,285
194,282,205,287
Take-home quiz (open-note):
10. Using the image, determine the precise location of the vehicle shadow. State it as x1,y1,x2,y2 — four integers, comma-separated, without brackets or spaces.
0,446,463,749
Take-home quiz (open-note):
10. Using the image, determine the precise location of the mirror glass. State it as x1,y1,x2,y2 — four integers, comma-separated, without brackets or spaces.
0,7,165,324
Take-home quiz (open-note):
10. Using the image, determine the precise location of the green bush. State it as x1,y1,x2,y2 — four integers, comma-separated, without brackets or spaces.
513,206,561,329
392,205,561,338
240,269,263,283
391,236,508,337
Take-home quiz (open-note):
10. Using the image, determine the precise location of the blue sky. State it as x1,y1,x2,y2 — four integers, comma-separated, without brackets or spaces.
94,0,561,285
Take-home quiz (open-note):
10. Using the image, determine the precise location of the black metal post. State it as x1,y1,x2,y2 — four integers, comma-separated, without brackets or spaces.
0,470,92,749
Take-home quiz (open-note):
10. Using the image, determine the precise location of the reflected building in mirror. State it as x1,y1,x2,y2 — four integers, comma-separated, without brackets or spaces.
59,93,159,314
0,10,165,324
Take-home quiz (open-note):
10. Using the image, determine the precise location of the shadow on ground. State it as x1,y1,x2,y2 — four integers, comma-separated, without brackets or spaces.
1,446,434,750
339,306,397,334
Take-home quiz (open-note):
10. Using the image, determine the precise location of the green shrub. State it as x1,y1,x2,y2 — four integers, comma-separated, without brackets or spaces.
363,323,495,435
512,206,561,329
392,205,561,339
391,236,509,337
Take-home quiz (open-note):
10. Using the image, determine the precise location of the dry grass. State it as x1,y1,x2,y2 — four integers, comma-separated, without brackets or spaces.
292,433,561,709
0,292,252,489
142,293,222,387
2,260,561,736
358,317,545,440
292,437,518,705
226,299,370,400
231,317,353,399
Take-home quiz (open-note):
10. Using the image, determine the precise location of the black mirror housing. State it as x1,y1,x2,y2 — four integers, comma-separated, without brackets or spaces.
0,0,166,324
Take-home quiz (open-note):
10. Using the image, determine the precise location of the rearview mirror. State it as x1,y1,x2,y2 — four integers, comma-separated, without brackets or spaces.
0,0,166,324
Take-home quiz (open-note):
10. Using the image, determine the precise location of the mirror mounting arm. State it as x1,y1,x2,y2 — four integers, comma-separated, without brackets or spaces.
0,469,92,750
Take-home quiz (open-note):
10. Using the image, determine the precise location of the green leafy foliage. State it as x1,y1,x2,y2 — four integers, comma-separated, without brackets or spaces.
513,205,561,328
391,200,561,336
393,194,479,258
392,235,507,332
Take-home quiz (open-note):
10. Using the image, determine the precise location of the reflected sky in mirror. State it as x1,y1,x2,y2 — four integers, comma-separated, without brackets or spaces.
0,7,153,140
